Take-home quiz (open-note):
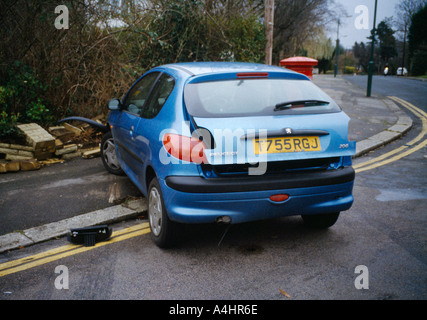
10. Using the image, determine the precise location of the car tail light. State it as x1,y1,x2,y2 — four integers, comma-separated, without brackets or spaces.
269,194,289,202
236,72,269,78
163,133,207,164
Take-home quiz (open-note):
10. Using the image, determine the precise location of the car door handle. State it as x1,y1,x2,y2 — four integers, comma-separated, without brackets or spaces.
130,126,134,136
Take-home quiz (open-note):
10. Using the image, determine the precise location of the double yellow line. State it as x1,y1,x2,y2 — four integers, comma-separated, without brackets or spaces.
0,223,150,278
354,96,427,173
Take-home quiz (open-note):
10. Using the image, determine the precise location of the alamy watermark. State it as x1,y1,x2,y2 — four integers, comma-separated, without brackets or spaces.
354,5,369,30
54,5,69,30
54,265,69,290
53,264,369,291
53,4,371,31
354,265,369,290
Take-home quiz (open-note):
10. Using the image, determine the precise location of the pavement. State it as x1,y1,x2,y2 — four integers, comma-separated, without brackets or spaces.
0,74,413,253
313,75,412,157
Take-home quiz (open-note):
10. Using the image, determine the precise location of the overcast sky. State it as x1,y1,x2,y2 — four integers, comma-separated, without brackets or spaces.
328,0,400,49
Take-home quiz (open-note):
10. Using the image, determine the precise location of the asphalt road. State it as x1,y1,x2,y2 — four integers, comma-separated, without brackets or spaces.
344,75,427,111
0,158,140,235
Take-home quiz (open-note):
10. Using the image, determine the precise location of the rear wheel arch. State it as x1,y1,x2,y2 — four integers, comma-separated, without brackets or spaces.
145,165,157,192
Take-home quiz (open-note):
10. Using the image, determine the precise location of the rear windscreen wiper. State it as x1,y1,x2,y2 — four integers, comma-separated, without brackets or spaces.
274,100,330,111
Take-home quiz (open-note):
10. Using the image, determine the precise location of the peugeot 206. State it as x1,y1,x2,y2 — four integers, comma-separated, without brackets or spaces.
101,62,356,248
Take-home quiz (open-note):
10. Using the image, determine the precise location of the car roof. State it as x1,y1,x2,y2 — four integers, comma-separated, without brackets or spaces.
161,61,305,78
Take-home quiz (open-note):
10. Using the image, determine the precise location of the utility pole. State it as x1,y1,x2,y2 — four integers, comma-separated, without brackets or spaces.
265,0,274,65
401,23,407,71
367,0,378,97
334,19,340,78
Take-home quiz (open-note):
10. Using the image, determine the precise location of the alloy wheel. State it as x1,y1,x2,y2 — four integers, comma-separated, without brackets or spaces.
149,186,163,236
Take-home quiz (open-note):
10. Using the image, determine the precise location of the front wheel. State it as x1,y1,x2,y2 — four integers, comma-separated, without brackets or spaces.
301,212,340,229
101,131,124,175
148,178,179,248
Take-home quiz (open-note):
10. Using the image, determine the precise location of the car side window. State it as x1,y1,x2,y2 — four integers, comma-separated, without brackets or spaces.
141,73,175,119
122,72,160,115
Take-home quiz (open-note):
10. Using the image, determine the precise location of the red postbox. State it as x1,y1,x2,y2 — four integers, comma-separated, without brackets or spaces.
279,56,318,80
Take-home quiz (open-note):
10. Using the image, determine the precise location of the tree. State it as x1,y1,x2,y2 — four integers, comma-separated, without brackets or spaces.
272,0,332,63
376,18,397,66
141,0,265,63
353,42,371,73
394,0,427,33
299,31,334,74
317,57,331,74
408,4,427,75
392,0,427,71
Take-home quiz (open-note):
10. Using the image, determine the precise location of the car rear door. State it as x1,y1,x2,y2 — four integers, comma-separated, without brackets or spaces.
114,72,161,176
130,72,176,180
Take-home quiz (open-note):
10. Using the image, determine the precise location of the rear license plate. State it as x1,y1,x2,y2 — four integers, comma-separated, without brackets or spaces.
253,136,321,154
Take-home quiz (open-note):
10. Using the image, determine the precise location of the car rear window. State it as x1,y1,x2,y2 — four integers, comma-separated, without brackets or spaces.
184,78,341,118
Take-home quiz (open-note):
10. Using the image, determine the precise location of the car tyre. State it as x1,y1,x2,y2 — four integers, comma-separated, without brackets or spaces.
301,212,340,229
101,131,124,175
148,177,178,248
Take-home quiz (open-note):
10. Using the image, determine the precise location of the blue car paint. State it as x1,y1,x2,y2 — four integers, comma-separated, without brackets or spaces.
107,62,356,224
160,179,354,224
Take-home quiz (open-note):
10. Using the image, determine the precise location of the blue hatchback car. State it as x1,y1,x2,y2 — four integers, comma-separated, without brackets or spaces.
101,62,356,247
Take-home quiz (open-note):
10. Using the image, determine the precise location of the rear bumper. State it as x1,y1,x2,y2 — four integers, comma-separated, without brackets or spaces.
160,167,355,224
165,167,355,193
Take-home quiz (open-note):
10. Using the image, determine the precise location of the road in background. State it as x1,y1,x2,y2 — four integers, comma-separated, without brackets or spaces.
344,75,427,111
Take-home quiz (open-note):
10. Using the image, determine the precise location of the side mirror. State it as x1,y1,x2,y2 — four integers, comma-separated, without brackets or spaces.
108,99,121,111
